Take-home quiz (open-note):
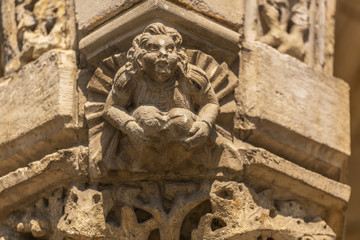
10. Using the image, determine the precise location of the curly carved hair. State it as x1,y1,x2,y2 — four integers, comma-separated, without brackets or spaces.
125,22,188,77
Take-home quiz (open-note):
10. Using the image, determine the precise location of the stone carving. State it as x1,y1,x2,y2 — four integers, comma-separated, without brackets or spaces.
2,0,74,74
58,181,211,240
85,22,239,177
258,0,310,60
0,188,67,240
193,181,336,240
0,181,336,240
15,0,69,63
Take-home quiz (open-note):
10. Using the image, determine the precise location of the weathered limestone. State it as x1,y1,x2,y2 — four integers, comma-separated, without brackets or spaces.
1,0,76,75
244,0,336,75
0,50,79,176
0,147,88,222
78,0,241,67
237,41,350,182
75,0,144,37
0,1,352,240
0,145,350,239
167,0,244,31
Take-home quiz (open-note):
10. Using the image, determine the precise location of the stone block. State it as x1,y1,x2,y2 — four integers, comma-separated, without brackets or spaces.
0,50,79,176
236,41,350,181
0,147,88,220
242,147,350,239
167,0,244,30
78,0,240,67
74,0,143,37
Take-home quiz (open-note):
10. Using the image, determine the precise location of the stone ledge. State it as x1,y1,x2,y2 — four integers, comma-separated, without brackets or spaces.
242,147,350,239
78,0,240,67
0,50,79,176
0,143,349,238
0,146,88,221
75,0,144,37
166,0,244,31
236,41,350,182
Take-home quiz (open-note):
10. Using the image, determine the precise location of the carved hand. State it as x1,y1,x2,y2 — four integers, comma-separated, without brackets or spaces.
182,120,211,149
125,121,149,147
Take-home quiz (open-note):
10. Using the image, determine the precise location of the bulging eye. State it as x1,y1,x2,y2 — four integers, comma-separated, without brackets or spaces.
167,48,174,53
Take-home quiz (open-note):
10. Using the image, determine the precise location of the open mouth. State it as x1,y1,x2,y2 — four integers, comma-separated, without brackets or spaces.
155,60,170,73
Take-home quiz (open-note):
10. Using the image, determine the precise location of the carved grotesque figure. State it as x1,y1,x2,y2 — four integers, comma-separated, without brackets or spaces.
103,23,219,151
86,22,239,175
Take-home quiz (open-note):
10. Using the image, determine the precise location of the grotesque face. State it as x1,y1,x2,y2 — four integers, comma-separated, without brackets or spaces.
141,34,180,83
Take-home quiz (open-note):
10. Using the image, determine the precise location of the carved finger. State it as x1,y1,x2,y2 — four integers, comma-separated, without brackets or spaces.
189,125,200,135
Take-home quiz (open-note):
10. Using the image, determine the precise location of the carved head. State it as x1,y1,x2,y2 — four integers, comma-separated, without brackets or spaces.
125,22,188,83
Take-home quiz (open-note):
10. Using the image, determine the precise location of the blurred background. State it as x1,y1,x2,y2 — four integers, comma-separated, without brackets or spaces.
335,0,360,239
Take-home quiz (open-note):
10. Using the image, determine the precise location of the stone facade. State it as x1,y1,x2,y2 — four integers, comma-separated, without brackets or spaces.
0,0,351,240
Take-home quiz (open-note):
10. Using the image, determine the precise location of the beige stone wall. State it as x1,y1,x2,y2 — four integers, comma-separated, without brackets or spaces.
335,0,360,239
0,0,354,239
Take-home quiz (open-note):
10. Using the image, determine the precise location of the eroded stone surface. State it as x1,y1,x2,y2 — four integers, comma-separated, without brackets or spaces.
194,181,336,240
237,41,350,181
74,0,143,37
78,0,241,67
0,146,88,221
167,0,244,30
244,0,336,74
0,5,351,240
85,23,239,178
1,187,69,240
1,0,76,74
0,50,79,176
0,180,338,240
257,0,309,61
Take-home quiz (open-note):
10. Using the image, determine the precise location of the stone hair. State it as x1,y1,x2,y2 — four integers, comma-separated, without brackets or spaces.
125,22,188,76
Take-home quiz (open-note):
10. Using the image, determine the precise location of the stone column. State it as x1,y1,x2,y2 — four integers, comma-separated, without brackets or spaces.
0,0,350,240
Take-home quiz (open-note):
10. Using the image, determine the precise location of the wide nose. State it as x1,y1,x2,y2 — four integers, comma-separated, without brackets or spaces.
158,47,168,58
